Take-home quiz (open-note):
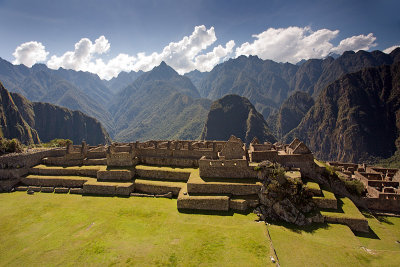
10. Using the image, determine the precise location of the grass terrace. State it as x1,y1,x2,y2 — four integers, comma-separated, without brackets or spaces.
0,192,271,266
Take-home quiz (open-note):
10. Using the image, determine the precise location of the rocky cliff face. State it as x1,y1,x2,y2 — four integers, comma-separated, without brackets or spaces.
267,91,314,138
0,58,115,135
286,62,400,163
200,94,276,144
0,82,39,144
192,49,400,120
0,82,111,145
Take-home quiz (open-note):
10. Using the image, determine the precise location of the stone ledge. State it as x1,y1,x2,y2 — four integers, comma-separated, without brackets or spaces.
97,170,134,181
177,186,230,211
41,187,54,193
134,179,185,196
54,187,69,193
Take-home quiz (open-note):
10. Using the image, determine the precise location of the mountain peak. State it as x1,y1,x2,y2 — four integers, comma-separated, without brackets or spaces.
200,94,276,144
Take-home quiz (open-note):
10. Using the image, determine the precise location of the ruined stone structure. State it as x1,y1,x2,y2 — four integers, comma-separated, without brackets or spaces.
328,162,400,213
0,136,375,232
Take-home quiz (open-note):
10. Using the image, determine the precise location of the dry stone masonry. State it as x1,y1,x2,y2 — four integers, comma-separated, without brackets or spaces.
1,136,384,232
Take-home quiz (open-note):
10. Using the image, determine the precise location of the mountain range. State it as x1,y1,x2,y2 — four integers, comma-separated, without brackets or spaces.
1,47,400,163
285,61,400,163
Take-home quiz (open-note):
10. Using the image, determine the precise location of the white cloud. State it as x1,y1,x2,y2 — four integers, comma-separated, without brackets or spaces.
47,35,110,71
128,25,233,74
12,26,382,79
12,41,49,67
43,26,234,79
194,40,235,71
235,26,377,63
331,33,377,54
383,45,400,54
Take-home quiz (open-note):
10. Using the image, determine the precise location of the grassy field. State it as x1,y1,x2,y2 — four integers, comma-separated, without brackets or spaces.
0,192,271,267
268,216,400,266
1,192,400,266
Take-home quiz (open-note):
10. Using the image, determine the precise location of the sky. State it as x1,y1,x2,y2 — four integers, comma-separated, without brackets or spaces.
1,0,399,80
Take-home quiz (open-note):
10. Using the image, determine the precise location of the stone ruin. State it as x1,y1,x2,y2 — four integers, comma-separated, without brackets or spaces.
0,135,376,232
328,162,400,213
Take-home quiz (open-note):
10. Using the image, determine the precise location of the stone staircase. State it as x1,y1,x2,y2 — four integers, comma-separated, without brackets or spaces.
304,181,369,232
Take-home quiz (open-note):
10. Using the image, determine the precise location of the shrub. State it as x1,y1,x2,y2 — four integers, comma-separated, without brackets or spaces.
42,139,73,148
0,138,23,155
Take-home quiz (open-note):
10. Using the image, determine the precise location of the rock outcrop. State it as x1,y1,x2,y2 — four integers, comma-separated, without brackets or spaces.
255,163,322,226
200,94,276,144
0,82,39,143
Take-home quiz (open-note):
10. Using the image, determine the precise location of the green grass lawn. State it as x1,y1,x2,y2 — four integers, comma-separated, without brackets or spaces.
268,217,400,266
0,192,271,267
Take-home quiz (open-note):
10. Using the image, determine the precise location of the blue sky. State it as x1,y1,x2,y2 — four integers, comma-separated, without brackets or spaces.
1,0,399,79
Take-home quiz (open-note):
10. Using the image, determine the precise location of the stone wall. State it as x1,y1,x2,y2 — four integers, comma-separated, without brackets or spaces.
323,215,369,233
0,148,65,192
135,169,190,181
367,197,400,212
198,156,258,179
139,157,199,167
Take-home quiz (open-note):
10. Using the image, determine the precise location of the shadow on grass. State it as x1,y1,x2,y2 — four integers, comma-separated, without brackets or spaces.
353,226,380,239
375,215,394,225
362,210,394,225
269,220,330,234
178,208,236,216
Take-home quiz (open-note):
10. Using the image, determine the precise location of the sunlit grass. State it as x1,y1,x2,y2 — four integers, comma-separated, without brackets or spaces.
0,192,271,266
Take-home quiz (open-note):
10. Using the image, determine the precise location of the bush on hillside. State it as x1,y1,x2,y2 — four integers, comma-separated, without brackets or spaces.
0,138,23,155
42,139,73,147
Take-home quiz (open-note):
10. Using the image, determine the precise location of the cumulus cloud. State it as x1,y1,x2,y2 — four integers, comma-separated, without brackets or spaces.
43,26,234,79
13,25,382,79
127,25,233,74
235,26,377,63
12,41,49,67
383,45,400,54
194,40,235,71
47,35,110,71
331,33,377,54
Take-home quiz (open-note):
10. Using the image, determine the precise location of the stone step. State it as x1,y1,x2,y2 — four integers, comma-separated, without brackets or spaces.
187,171,262,196
42,157,83,166
83,180,134,196
84,158,107,165
305,181,322,196
22,175,95,188
134,179,185,196
29,165,104,177
177,185,230,211
313,190,337,209
135,165,192,182
320,197,369,233
230,195,259,211
97,169,134,181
